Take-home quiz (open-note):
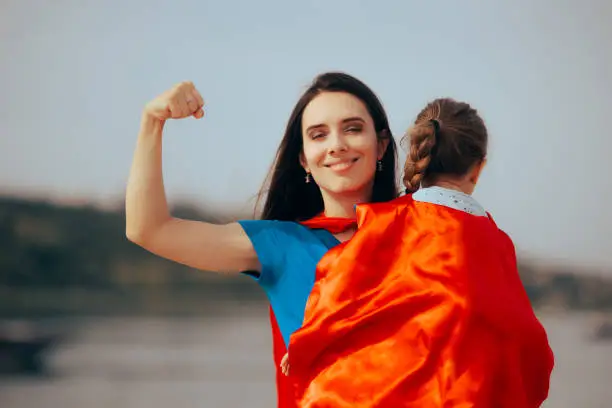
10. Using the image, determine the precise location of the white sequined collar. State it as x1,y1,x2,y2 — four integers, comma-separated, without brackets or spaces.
412,186,487,217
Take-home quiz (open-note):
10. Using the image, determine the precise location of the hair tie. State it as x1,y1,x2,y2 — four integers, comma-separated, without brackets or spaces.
429,119,440,134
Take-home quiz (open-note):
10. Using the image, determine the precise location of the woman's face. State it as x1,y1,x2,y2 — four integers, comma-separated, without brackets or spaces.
300,91,387,201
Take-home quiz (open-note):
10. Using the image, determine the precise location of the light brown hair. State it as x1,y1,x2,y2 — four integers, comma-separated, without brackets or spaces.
403,98,488,193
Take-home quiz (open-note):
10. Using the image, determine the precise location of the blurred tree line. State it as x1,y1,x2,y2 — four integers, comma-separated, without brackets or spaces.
0,195,610,317
0,196,264,317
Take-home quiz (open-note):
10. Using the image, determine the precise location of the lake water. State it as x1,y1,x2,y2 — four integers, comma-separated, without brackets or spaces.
0,307,610,408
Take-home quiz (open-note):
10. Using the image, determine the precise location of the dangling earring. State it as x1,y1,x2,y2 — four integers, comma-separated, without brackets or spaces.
305,172,311,183
377,160,383,172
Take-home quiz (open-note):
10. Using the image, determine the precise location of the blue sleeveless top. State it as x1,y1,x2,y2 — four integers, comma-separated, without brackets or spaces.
237,220,339,347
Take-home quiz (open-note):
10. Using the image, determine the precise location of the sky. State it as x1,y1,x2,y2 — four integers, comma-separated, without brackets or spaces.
1,0,611,272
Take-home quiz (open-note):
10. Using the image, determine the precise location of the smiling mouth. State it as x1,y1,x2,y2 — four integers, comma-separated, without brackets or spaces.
324,158,359,171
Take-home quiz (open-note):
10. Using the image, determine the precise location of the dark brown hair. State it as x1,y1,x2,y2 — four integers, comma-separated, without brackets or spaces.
402,98,488,193
257,72,398,221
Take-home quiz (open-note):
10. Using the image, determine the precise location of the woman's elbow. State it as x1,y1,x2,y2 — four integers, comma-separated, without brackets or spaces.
125,221,155,247
126,225,146,246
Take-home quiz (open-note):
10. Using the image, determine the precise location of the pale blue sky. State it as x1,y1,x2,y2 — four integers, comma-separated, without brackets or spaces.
1,0,611,271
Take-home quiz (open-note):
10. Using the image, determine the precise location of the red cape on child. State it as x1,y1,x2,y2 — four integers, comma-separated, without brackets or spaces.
286,195,554,408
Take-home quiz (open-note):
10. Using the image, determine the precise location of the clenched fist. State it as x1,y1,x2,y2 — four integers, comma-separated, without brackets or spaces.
144,81,205,121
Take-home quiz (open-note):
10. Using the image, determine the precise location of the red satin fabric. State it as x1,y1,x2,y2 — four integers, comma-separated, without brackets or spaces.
300,215,357,233
269,214,357,408
270,307,298,408
288,195,554,408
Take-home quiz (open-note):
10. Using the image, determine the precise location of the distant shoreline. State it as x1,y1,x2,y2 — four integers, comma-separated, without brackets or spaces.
1,285,611,319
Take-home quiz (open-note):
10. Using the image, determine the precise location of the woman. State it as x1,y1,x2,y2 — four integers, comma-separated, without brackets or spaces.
125,72,399,407
285,98,555,407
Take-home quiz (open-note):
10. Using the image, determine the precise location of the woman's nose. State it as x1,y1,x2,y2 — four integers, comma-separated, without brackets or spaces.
327,131,348,154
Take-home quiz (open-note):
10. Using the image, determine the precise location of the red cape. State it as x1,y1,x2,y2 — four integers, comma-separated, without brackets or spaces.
287,195,554,407
270,307,297,408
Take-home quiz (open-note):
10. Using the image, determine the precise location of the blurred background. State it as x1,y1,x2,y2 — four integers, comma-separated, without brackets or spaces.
1,0,611,407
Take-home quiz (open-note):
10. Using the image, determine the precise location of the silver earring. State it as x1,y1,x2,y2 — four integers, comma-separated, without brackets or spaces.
305,173,311,183
377,160,383,172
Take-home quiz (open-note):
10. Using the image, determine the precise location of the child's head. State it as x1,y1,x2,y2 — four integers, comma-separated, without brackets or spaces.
402,98,488,195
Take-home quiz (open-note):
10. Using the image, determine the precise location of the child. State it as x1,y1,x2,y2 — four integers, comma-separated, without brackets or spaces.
283,98,554,407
